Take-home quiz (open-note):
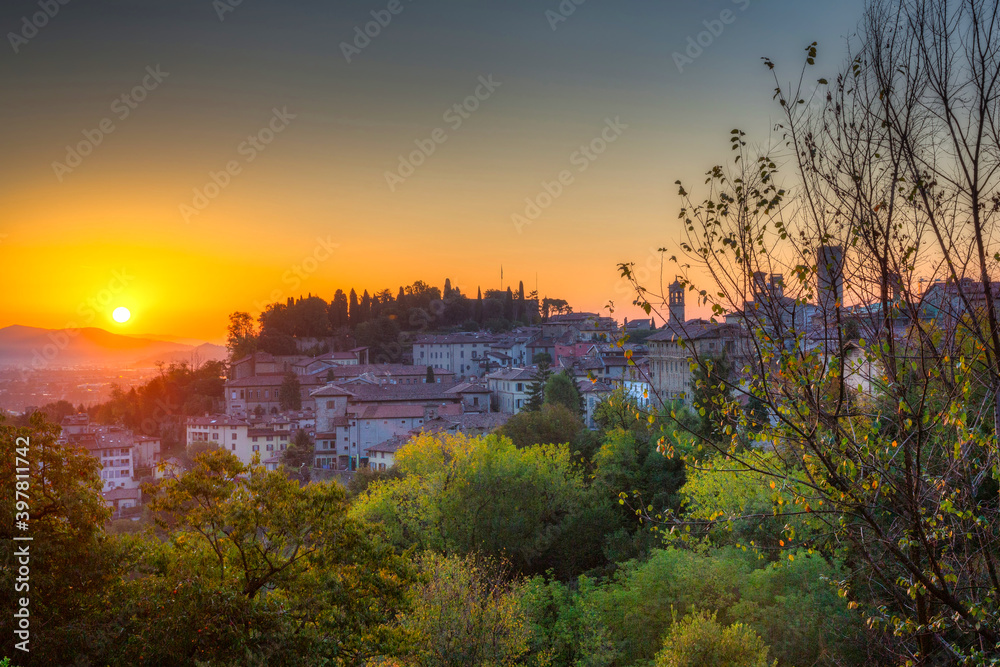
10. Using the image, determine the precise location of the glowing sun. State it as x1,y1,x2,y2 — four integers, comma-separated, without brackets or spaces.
112,307,132,324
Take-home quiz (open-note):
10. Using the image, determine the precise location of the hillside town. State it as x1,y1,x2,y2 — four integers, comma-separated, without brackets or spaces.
48,244,1000,518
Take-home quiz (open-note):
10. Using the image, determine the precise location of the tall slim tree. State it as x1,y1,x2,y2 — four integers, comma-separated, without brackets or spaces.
348,289,359,326
524,361,552,412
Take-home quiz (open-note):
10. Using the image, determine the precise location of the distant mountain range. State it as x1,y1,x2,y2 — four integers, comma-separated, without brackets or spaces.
0,325,228,369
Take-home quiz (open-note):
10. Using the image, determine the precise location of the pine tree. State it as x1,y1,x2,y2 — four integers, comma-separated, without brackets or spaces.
503,287,514,321
361,290,372,323
348,289,359,326
426,366,435,384
516,281,525,321
524,361,551,412
475,287,484,325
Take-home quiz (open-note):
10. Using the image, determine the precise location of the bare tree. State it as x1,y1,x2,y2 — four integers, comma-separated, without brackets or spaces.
620,0,1000,661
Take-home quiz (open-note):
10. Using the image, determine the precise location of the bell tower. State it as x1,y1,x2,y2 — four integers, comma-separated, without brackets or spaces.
668,278,685,323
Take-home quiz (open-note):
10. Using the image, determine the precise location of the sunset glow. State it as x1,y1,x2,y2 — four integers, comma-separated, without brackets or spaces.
0,0,864,342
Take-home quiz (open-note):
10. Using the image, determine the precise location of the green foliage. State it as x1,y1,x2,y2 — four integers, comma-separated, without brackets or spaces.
524,362,552,412
226,311,257,361
545,370,583,416
520,575,618,667
355,316,402,363
113,449,414,665
520,547,859,667
89,361,226,449
352,433,618,578
384,553,533,667
654,611,774,667
281,428,314,480
689,353,734,445
679,453,821,555
279,371,302,411
0,414,138,663
498,402,584,450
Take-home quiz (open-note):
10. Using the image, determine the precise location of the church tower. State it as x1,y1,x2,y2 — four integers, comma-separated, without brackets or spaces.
668,278,685,324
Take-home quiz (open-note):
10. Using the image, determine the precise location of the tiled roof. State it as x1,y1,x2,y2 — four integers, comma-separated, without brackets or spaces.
366,435,411,454
444,381,490,394
413,333,501,345
187,415,250,427
339,382,466,403
646,320,744,342
352,403,463,420
226,374,323,388
486,367,539,382
310,384,357,398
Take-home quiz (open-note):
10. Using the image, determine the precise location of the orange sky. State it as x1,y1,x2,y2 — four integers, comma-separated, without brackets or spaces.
0,0,864,342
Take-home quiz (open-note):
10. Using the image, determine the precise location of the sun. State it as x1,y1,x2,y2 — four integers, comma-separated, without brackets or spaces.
112,307,131,324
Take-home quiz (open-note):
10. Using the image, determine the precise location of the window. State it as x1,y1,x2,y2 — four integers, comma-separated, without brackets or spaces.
212,433,219,440
231,390,237,399
326,400,334,409
231,444,236,451
266,444,274,451
231,432,237,440
240,390,245,399
516,383,523,392
266,436,273,441
252,445,259,452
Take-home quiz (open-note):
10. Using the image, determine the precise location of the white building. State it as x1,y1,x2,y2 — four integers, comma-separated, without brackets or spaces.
486,367,538,414
186,415,252,463
412,333,499,378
